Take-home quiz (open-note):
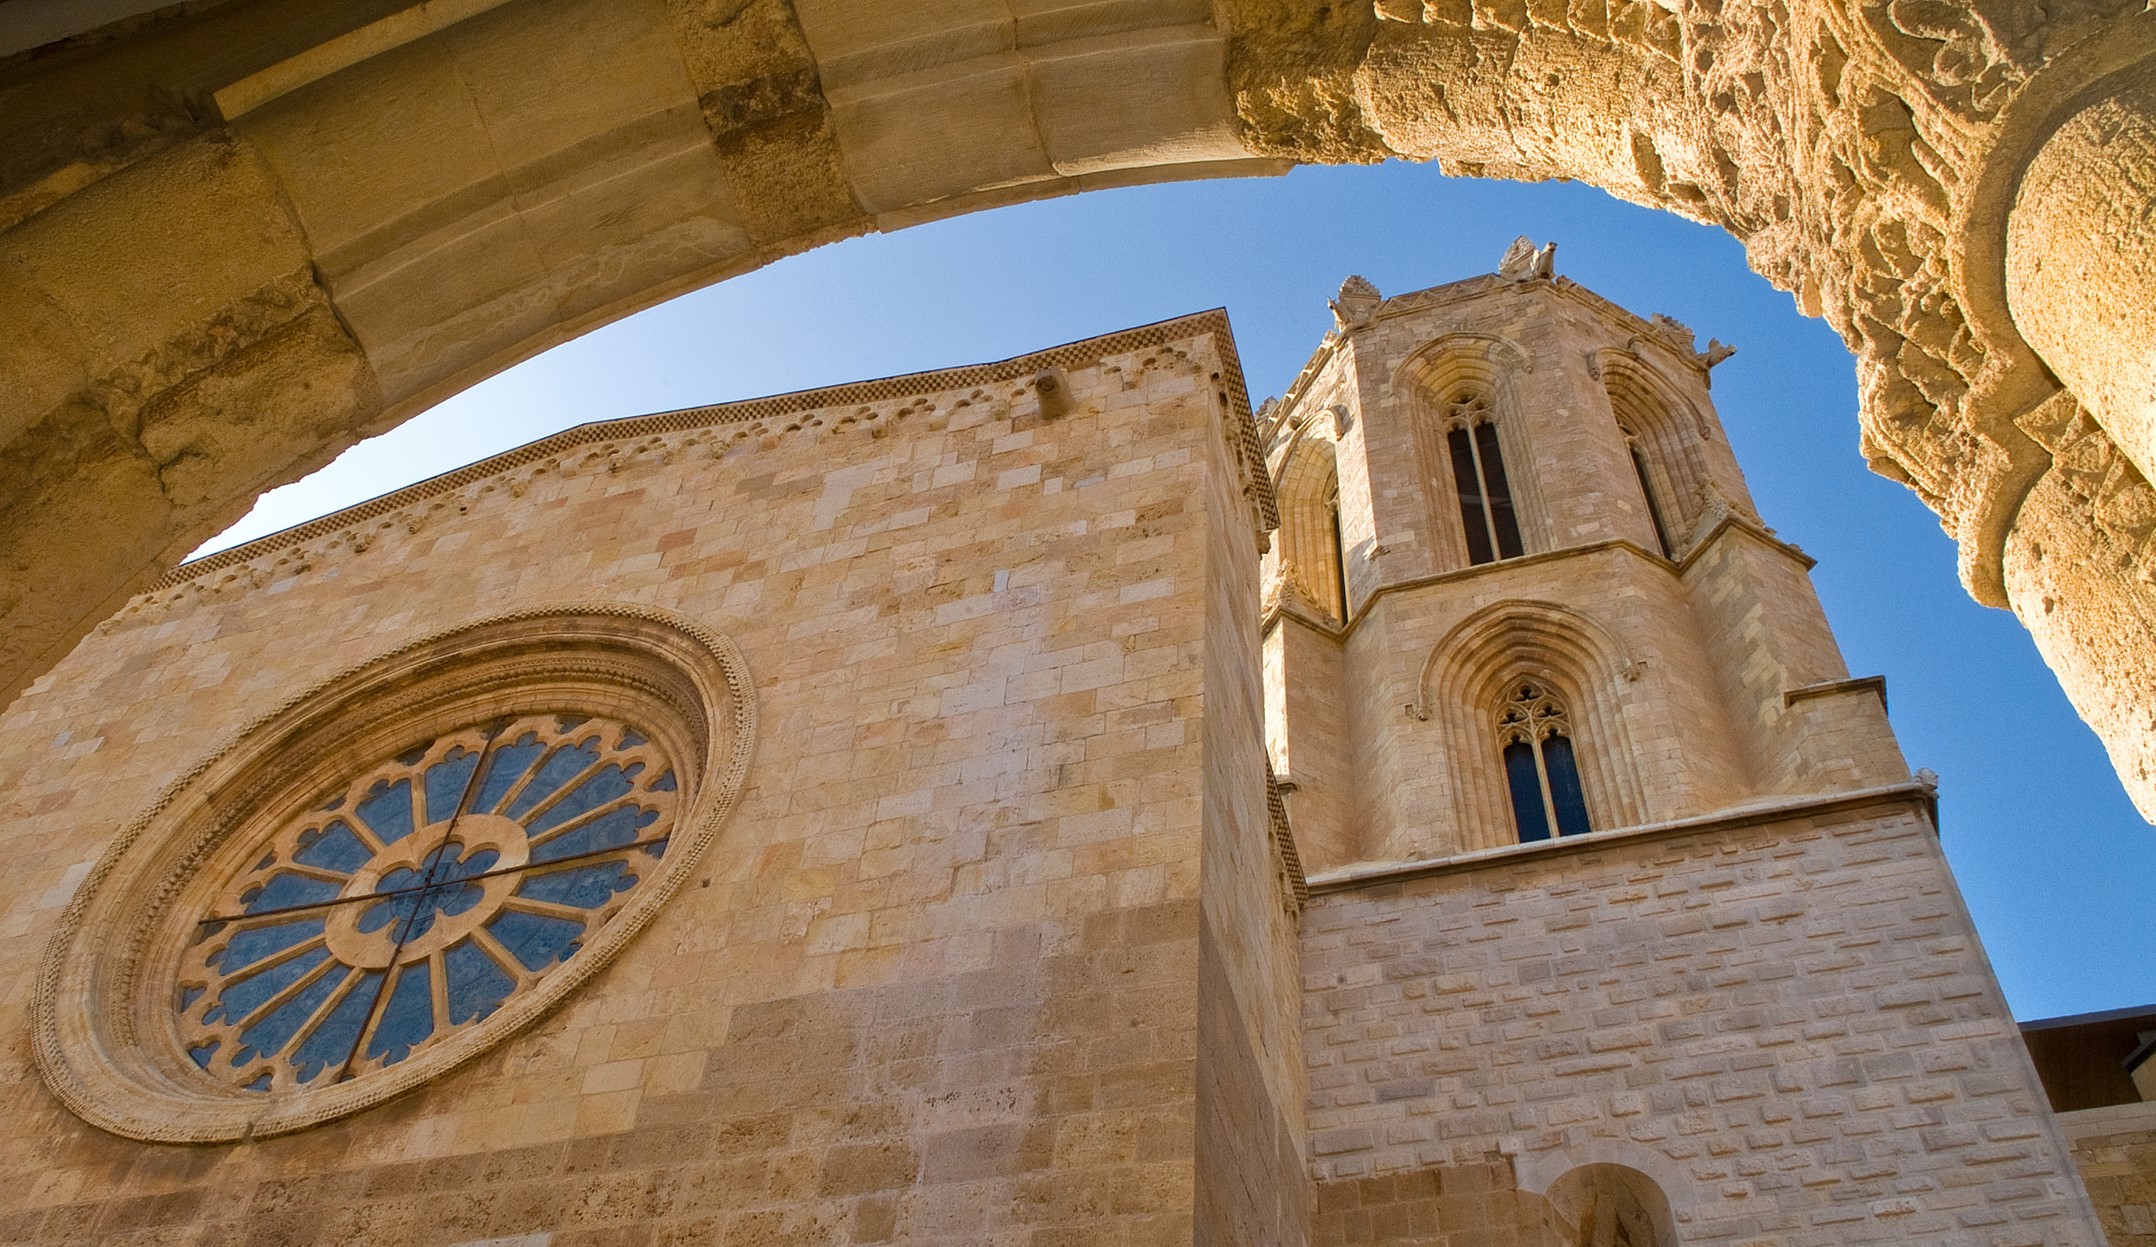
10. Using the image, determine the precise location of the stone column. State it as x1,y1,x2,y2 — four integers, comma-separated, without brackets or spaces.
2000,395,2156,821
2008,63,2156,482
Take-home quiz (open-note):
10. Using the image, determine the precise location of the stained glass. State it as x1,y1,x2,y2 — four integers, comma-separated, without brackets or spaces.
175,714,678,1092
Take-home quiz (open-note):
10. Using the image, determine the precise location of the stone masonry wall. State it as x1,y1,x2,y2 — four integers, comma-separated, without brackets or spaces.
1195,370,1308,1245
1299,797,2103,1246
2059,1102,2156,1247
0,323,1259,1245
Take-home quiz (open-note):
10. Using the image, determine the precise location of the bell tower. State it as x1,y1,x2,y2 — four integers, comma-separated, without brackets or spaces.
1260,242,1910,872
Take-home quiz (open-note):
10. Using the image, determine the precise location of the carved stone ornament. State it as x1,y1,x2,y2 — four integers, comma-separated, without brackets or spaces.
33,603,756,1143
1497,236,1556,282
1330,275,1383,329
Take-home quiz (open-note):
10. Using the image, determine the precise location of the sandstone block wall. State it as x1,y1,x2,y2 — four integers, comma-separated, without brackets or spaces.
2059,1101,2156,1247
0,319,1277,1245
1298,797,2102,1246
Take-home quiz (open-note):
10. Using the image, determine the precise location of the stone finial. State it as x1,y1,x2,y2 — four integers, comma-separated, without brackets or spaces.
1647,312,1697,353
1330,275,1383,330
1499,235,1557,281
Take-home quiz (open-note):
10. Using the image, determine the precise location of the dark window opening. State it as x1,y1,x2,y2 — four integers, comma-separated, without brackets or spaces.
1628,443,1673,558
1326,482,1349,621
1446,409,1522,565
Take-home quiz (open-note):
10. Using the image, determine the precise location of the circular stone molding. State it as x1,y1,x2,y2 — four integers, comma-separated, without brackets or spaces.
34,604,755,1143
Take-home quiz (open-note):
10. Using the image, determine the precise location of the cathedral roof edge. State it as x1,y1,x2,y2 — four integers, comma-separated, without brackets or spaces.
149,310,1252,595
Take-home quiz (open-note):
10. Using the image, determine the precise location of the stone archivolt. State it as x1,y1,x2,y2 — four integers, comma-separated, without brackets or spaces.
3,2,2156,816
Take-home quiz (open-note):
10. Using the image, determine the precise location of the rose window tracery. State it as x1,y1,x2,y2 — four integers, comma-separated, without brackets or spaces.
176,714,677,1093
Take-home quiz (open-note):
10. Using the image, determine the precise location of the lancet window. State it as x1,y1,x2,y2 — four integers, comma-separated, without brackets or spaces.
1277,437,1350,623
1621,425,1674,558
1497,681,1591,842
1442,392,1524,565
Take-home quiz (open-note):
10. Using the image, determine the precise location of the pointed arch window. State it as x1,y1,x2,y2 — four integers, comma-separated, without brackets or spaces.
1443,392,1524,565
1496,681,1591,842
1325,478,1349,620
1276,438,1349,624
1621,425,1674,558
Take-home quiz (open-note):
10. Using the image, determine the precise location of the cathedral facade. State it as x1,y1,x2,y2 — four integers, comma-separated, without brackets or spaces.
0,258,2116,1245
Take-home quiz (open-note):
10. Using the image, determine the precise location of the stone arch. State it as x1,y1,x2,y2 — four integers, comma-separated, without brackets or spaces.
1413,599,1648,851
4,2,2156,824
1595,350,1712,552
1397,334,1548,567
1273,429,1347,623
1540,1164,1679,1247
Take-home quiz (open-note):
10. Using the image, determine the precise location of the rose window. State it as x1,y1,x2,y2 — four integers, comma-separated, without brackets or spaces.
39,606,753,1143
176,713,678,1092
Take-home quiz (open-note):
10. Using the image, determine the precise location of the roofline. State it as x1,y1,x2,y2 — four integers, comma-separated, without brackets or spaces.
2020,1004,2156,1032
1265,271,1719,433
155,309,1255,593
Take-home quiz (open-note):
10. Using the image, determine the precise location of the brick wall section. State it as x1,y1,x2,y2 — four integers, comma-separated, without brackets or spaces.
2060,1101,2156,1246
0,324,1258,1244
1300,798,2105,1246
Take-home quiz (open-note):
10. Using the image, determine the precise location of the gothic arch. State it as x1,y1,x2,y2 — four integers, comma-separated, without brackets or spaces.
4,3,2156,824
1397,335,1549,567
1594,351,1714,553
1273,430,1348,623
1412,600,1649,851
1539,1164,1679,1247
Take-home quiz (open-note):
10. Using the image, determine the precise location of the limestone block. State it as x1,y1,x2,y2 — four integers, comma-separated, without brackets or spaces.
234,33,501,265
790,0,1013,93
0,255,90,449
822,55,1055,214
1008,0,1213,49
1027,25,1245,177
0,135,312,378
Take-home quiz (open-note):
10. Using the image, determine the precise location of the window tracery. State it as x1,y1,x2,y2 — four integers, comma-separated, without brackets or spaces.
1497,681,1592,842
178,714,677,1092
1441,391,1524,564
36,604,755,1144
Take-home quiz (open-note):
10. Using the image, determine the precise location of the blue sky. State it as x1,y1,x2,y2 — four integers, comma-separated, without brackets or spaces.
203,161,2156,1020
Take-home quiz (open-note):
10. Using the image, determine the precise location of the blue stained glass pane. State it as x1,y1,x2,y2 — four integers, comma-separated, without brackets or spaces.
531,804,656,863
359,843,497,942
518,859,639,909
356,778,416,844
236,960,346,1061
177,984,205,1011
205,945,331,1025
242,1073,272,1092
444,939,516,1025
1543,735,1592,839
472,733,546,814
423,747,482,824
357,881,424,939
188,1041,219,1070
294,820,372,873
365,963,436,1066
650,770,676,792
504,738,601,821
290,969,381,1083
1503,741,1552,844
525,763,644,836
210,917,327,974
239,871,342,914
617,731,646,750
487,910,586,972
